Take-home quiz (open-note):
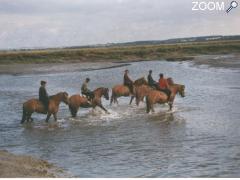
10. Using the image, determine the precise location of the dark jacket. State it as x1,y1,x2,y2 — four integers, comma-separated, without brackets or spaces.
123,73,133,85
39,86,49,103
147,74,156,86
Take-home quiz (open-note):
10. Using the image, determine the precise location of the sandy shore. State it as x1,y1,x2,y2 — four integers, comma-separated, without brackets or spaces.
0,150,68,178
0,54,239,75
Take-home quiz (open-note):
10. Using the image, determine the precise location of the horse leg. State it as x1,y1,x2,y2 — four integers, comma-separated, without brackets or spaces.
114,96,119,104
110,94,114,105
45,113,51,122
53,113,57,121
69,105,78,117
98,104,110,114
27,113,32,122
21,108,26,124
129,96,134,105
169,101,173,111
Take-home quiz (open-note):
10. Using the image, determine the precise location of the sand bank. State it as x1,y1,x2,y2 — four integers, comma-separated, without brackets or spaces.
0,150,68,178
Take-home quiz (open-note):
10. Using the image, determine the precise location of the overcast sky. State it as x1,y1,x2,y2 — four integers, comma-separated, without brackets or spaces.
0,0,239,49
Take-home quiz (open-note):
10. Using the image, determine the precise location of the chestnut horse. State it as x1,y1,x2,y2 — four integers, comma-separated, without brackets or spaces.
110,77,148,105
135,77,175,106
68,87,109,117
21,92,69,123
146,84,185,113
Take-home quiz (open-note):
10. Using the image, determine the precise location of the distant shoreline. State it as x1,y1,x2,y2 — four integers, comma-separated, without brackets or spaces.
0,40,239,65
0,54,239,75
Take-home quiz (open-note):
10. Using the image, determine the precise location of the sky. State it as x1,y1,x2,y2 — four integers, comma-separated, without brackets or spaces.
0,0,239,49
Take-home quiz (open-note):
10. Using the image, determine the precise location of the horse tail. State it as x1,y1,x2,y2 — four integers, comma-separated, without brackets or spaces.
21,105,26,124
146,95,151,113
69,104,77,117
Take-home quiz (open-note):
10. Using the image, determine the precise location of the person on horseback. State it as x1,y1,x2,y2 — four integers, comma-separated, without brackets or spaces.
147,70,158,89
39,80,49,111
81,78,94,101
123,69,134,94
158,73,171,100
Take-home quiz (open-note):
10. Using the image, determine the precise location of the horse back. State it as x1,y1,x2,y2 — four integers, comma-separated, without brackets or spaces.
112,85,130,96
23,99,46,113
147,90,168,103
69,94,89,108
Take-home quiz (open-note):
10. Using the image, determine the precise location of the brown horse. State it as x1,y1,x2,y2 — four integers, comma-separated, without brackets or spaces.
21,92,69,123
68,87,109,117
134,77,175,106
110,77,148,105
146,84,185,113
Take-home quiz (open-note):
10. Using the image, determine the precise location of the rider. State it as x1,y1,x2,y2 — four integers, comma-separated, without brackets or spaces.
147,70,158,89
123,69,134,94
158,73,171,100
39,80,49,110
81,78,94,101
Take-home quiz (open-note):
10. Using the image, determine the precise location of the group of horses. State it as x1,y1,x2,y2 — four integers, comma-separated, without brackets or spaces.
21,77,185,124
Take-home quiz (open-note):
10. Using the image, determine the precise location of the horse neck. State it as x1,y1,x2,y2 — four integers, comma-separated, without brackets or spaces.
94,88,104,98
170,84,181,96
50,93,63,105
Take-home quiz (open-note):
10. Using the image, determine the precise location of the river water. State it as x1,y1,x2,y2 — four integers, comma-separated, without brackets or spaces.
0,60,240,177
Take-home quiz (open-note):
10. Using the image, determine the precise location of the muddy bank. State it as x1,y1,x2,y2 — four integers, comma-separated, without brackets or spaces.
0,54,239,75
0,62,130,75
192,54,240,69
0,150,68,178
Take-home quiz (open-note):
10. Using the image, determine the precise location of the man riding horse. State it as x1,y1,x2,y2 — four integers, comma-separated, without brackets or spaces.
147,70,158,89
81,78,95,101
39,80,49,110
123,69,134,94
157,73,171,100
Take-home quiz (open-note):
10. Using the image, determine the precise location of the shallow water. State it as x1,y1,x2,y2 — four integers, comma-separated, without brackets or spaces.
0,60,240,177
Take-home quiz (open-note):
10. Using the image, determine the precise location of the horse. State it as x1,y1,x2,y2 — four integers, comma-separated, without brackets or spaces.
21,92,69,123
146,84,185,113
68,87,109,117
134,77,175,106
110,77,148,105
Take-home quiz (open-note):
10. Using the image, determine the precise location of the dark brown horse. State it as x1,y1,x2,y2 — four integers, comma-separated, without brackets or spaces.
146,84,185,113
110,77,148,105
21,92,69,123
134,77,174,106
68,87,109,117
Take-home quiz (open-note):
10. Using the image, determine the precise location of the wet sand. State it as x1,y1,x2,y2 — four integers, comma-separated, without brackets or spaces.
0,150,67,178
0,54,239,75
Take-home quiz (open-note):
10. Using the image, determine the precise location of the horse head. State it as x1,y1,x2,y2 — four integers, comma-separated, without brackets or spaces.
178,85,185,97
94,87,109,100
61,92,69,104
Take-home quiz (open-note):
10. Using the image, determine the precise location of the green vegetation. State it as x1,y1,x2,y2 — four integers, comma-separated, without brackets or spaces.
0,40,239,64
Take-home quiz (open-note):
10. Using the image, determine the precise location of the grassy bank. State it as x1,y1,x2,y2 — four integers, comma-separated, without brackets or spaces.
0,40,239,64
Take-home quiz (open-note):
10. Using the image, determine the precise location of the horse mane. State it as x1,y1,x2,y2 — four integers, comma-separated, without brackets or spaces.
94,87,106,92
49,92,64,99
134,77,148,86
